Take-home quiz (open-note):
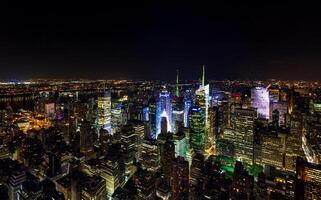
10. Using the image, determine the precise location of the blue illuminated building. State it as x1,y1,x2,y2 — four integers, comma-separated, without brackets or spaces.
156,89,172,137
184,99,192,128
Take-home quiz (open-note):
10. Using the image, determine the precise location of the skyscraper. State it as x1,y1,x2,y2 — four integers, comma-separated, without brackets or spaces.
189,106,206,154
296,157,321,200
80,120,94,158
172,96,184,134
139,139,160,172
251,87,270,119
231,108,256,165
158,131,175,184
156,89,172,136
97,91,112,134
135,168,157,200
170,156,189,200
148,98,157,139
120,125,136,177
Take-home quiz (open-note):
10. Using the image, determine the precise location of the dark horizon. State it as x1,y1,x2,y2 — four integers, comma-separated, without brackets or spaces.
2,3,321,81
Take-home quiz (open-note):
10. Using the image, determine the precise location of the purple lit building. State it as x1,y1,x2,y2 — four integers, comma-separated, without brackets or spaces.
251,87,270,119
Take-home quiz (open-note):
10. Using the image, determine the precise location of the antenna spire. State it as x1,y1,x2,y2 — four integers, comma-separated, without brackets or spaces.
176,69,180,97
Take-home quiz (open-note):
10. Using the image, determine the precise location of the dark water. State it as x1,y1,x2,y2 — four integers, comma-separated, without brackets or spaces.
0,95,35,111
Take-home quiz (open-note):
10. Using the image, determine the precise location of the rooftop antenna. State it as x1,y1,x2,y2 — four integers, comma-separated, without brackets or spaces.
176,69,180,97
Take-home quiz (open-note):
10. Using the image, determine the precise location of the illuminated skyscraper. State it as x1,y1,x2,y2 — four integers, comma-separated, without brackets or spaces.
148,98,157,139
111,103,126,134
296,157,321,200
100,158,121,197
195,65,210,148
285,111,305,171
173,129,187,159
184,98,192,128
231,108,256,164
156,89,172,136
97,92,111,134
189,106,206,154
139,139,160,172
172,69,184,133
120,125,136,177
251,87,270,119
260,133,286,169
172,96,184,134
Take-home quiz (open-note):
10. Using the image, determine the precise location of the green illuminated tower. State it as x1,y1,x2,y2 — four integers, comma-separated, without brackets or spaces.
176,69,180,97
189,106,206,154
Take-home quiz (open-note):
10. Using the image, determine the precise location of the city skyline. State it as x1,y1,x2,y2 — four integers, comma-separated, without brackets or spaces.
2,2,321,200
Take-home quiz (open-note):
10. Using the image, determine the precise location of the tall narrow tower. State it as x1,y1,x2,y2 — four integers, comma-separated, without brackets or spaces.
176,69,180,97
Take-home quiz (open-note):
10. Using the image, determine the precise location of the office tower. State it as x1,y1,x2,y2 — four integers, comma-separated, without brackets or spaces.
264,167,296,199
216,138,235,158
158,131,175,184
189,106,206,154
97,91,111,134
170,156,189,200
99,127,112,155
120,125,136,177
229,161,254,200
251,86,270,119
296,157,321,200
172,96,184,134
216,102,229,136
135,168,156,200
173,129,187,159
268,88,280,102
132,122,144,160
47,152,62,178
190,153,205,187
156,89,173,136
306,122,321,163
270,101,288,125
260,132,286,169
148,98,157,139
231,108,256,164
81,176,107,200
184,98,192,127
111,106,125,134
100,158,121,197
285,111,305,171
195,67,210,132
161,116,168,134
139,139,160,172
79,120,94,158
208,107,217,148
8,167,26,200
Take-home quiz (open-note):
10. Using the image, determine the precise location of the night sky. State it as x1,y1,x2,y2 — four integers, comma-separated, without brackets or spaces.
2,3,321,81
